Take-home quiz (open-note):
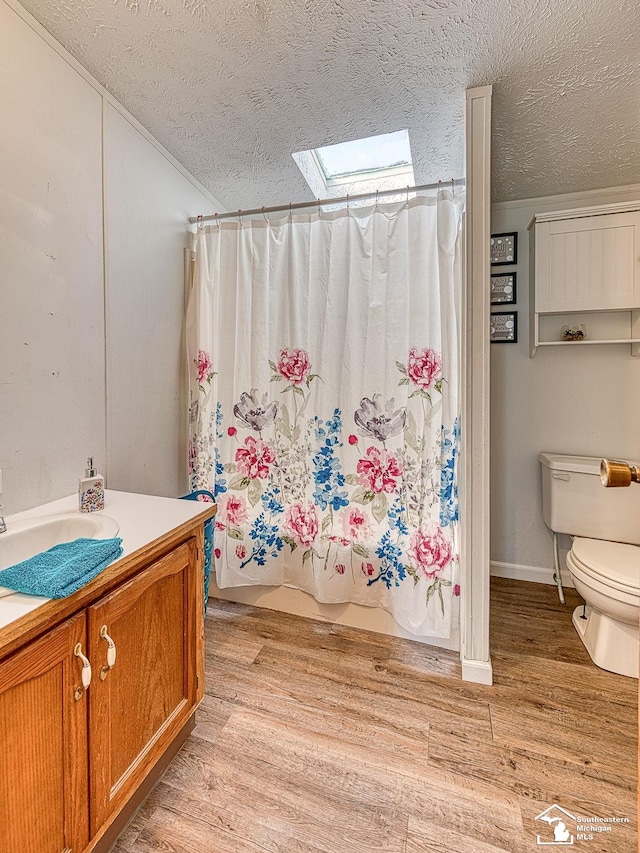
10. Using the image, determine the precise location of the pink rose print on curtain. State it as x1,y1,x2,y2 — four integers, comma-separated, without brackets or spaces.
275,348,311,385
196,349,214,384
357,447,403,494
284,502,319,548
220,494,249,528
343,507,373,542
188,440,197,475
397,346,442,396
409,523,452,581
407,346,442,389
235,436,275,480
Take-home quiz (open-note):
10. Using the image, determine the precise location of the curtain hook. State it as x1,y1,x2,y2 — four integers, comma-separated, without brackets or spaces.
346,193,350,210
317,197,321,216
196,214,203,231
289,201,292,219
262,205,268,224
214,212,220,229
375,189,379,208
406,185,410,204
451,177,454,196
238,208,243,225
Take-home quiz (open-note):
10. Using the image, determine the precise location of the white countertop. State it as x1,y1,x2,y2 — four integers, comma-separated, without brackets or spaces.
0,490,214,631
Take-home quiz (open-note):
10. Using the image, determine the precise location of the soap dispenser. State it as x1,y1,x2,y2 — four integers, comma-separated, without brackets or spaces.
79,457,105,513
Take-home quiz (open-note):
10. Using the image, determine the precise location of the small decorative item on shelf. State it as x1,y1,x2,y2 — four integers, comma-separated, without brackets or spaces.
490,311,518,343
490,272,516,305
490,232,517,265
560,324,587,342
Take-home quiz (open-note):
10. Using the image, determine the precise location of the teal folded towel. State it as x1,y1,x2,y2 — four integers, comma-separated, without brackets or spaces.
0,537,123,598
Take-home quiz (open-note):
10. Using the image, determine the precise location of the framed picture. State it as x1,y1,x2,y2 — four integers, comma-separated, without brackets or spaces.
490,232,517,265
490,272,517,305
490,311,518,343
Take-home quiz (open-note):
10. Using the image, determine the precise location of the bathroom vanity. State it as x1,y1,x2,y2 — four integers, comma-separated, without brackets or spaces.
0,491,216,853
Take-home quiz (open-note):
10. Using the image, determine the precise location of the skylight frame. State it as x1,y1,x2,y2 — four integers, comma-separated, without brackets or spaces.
310,148,414,188
292,129,416,199
309,130,414,188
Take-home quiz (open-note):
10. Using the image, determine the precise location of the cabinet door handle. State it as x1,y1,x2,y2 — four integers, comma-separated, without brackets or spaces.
99,625,117,679
74,642,92,694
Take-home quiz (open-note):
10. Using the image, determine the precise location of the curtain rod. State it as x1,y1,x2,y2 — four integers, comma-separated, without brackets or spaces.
188,178,465,224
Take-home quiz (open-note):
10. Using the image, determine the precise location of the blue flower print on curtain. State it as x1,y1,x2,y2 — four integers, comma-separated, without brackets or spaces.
312,411,349,511
439,417,460,528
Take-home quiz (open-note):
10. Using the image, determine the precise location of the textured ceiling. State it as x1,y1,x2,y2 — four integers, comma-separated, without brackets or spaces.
20,0,640,210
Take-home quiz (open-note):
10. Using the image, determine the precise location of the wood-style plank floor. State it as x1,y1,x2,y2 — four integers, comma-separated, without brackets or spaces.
113,579,638,853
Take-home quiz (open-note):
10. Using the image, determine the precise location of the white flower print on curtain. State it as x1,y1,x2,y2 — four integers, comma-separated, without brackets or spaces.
186,191,463,638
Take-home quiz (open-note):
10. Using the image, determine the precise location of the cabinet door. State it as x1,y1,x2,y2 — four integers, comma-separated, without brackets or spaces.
0,613,89,853
536,211,640,313
87,539,201,833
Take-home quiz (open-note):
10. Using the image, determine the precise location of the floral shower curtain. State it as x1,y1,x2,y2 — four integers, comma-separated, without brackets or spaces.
186,191,463,637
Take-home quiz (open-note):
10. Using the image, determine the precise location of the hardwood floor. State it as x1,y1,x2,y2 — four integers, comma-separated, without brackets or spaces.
112,579,638,853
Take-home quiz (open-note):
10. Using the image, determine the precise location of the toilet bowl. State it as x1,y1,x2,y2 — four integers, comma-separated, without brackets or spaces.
566,537,639,678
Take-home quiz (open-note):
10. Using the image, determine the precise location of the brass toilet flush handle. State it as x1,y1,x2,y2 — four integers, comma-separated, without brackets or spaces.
600,459,640,488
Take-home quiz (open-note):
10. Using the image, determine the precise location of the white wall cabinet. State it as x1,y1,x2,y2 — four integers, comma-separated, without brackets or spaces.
529,201,640,356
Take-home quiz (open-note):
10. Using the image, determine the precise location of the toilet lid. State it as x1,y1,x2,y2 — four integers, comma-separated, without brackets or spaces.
571,537,640,592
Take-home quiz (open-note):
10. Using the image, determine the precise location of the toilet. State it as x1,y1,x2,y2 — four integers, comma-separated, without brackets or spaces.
540,453,640,678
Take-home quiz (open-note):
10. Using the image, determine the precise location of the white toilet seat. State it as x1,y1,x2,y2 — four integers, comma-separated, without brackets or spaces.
570,537,640,595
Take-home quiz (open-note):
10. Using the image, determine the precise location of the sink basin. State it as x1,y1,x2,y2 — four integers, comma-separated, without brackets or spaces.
0,513,120,596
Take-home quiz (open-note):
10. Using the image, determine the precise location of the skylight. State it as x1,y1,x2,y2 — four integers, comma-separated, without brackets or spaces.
314,130,413,182
292,130,415,200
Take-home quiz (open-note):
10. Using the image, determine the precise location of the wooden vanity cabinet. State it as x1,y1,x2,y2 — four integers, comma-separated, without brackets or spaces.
0,611,89,853
0,530,206,853
87,540,201,834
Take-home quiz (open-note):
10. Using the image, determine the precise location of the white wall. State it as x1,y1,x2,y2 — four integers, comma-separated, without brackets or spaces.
490,185,640,578
103,105,218,498
0,0,223,514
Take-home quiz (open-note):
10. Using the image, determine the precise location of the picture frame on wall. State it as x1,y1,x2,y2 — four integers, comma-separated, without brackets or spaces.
490,311,518,344
490,232,517,265
490,272,517,305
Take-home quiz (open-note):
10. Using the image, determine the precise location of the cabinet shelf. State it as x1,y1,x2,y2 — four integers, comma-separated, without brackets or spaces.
536,338,640,346
530,308,640,357
536,338,640,347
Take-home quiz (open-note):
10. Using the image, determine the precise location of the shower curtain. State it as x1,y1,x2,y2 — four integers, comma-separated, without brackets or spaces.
186,191,463,637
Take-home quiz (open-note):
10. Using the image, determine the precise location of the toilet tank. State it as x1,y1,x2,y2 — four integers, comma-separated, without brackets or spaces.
540,453,640,545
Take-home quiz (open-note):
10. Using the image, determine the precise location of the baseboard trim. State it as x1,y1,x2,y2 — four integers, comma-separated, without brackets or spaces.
490,560,575,588
461,656,493,685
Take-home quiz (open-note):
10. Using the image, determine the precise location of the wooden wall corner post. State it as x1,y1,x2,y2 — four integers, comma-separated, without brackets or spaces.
460,85,493,685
